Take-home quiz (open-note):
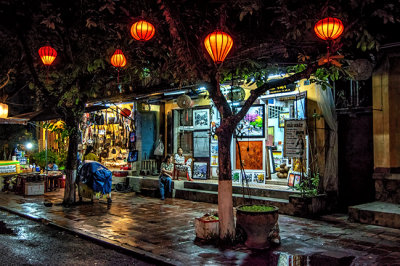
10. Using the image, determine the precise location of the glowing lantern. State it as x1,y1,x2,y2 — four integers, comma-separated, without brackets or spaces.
110,49,127,68
314,17,344,41
130,20,155,41
0,103,8,119
204,30,233,64
38,46,57,65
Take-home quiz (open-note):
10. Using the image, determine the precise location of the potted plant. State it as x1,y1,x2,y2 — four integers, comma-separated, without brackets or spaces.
195,213,219,240
236,205,279,249
289,172,327,216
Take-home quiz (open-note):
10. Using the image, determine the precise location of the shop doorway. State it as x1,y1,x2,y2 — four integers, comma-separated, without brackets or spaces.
141,112,157,160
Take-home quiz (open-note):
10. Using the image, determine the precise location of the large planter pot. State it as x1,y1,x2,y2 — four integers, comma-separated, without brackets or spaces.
195,215,219,240
236,205,279,249
289,194,327,217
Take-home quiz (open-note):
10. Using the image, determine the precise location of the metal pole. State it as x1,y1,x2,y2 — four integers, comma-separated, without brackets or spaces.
45,128,48,175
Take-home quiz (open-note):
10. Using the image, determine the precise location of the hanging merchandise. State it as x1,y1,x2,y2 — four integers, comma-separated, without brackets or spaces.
154,137,164,156
127,150,138,162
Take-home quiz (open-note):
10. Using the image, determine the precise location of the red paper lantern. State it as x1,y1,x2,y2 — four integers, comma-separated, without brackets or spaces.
130,20,155,41
111,49,127,68
204,30,233,64
121,108,131,117
38,46,57,65
314,17,344,41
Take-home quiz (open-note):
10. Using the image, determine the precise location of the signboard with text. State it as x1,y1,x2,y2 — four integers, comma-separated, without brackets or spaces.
283,119,307,158
267,83,296,94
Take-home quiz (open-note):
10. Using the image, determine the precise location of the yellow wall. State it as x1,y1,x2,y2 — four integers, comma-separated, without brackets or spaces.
373,56,400,169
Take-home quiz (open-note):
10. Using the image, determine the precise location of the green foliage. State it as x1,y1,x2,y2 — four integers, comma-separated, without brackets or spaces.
294,172,320,197
29,150,67,169
238,205,276,212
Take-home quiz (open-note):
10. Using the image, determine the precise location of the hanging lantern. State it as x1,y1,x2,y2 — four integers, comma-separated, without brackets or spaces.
0,103,8,119
314,17,344,41
111,49,127,68
38,46,57,65
204,30,233,64
130,20,155,41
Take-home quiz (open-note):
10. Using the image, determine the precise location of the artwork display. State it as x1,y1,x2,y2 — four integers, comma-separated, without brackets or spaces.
235,141,264,170
234,105,265,138
268,147,275,174
279,112,290,128
232,171,241,183
193,109,210,130
288,173,295,187
294,174,301,186
253,172,265,184
193,162,208,179
244,173,253,183
211,155,218,166
210,121,219,142
266,126,274,146
211,143,218,155
211,167,219,177
193,130,209,157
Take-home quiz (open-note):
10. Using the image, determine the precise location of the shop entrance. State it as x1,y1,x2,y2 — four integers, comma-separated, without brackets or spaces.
265,92,308,184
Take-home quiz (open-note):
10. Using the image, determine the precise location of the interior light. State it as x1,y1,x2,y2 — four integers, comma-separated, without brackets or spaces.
26,143,33,149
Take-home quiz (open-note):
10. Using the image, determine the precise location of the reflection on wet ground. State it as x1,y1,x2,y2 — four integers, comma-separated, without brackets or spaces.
0,190,399,265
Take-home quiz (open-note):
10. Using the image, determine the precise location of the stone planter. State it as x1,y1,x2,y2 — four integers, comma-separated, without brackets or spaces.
236,205,279,249
289,194,327,217
195,216,219,240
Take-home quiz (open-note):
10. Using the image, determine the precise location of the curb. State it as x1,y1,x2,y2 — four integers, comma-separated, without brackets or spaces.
0,205,176,266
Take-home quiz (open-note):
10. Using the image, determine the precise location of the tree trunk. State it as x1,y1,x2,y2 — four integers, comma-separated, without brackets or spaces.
217,124,235,241
63,115,80,205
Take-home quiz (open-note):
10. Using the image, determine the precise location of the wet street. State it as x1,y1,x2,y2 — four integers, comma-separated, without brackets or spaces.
0,210,152,265
0,190,400,265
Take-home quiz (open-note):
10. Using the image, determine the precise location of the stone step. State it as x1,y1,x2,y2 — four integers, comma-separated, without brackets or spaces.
349,201,400,229
175,188,293,215
183,181,296,200
266,179,288,186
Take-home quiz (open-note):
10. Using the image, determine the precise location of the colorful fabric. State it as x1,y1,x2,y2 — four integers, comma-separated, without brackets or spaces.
83,152,99,162
160,162,173,172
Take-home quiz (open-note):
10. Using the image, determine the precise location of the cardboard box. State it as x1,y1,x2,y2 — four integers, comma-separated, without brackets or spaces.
24,182,44,196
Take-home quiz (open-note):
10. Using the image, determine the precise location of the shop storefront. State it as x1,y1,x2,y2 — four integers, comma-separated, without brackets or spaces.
164,79,325,187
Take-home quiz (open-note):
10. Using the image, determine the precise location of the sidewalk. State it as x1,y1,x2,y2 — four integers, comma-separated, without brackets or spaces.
0,190,399,265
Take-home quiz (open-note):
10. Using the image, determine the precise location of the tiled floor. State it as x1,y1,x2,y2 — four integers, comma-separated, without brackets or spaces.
0,190,399,265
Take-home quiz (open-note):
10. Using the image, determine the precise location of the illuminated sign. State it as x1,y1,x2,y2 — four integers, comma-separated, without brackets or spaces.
267,84,296,94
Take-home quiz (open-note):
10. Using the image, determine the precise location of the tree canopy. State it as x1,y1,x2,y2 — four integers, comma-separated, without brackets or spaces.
0,0,399,117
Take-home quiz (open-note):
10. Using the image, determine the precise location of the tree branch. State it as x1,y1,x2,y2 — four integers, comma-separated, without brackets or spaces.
232,62,318,125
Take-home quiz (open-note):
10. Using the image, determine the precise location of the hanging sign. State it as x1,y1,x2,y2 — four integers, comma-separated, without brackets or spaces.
267,83,296,94
283,119,306,158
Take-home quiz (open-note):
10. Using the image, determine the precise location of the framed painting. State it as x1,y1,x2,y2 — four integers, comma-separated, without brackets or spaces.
235,141,264,170
232,171,241,183
268,147,275,174
288,173,295,187
211,166,219,178
193,161,208,179
294,174,301,186
253,172,265,184
211,155,218,166
193,130,209,157
279,112,290,128
193,108,210,130
244,172,253,183
234,104,265,138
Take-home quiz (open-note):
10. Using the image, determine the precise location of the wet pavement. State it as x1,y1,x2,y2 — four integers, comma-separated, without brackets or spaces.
0,190,400,265
0,210,151,265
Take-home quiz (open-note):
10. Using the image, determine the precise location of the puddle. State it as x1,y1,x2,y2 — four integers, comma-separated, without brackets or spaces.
241,251,355,266
0,221,14,234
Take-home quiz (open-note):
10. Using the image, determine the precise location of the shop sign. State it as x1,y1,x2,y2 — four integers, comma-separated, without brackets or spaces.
283,119,306,158
267,83,296,94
